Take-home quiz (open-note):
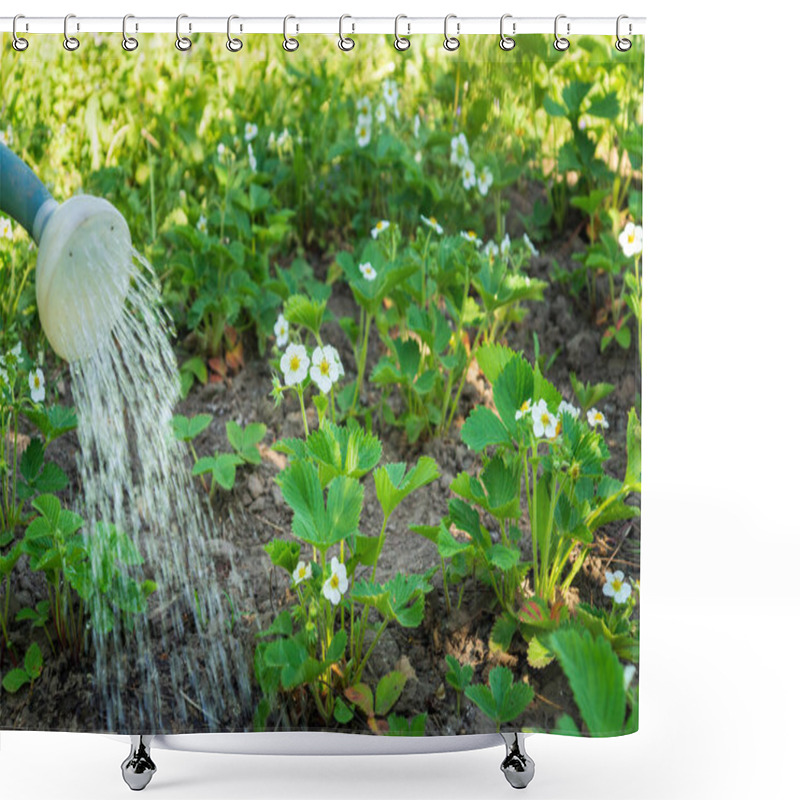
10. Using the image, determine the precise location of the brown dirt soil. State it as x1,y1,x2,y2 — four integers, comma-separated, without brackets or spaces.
0,233,640,736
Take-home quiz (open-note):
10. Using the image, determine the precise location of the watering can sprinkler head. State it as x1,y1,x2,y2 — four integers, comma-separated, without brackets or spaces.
0,142,132,362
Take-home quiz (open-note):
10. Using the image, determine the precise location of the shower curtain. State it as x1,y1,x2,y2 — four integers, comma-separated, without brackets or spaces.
0,29,643,738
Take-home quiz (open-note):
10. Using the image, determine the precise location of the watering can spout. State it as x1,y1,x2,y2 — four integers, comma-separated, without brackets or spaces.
0,142,132,362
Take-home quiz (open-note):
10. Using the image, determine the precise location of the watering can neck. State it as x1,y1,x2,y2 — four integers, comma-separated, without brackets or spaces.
0,141,54,244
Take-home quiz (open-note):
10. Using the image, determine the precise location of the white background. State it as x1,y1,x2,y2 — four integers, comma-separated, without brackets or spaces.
3,1,799,798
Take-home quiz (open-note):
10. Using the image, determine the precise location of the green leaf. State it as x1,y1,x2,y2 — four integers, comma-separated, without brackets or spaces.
475,343,516,385
264,540,301,574
226,421,267,464
20,438,44,483
437,526,471,559
334,696,354,724
489,613,518,652
24,642,43,678
562,81,593,114
624,409,641,490
375,671,407,717
387,712,427,736
465,666,534,727
548,628,627,736
445,655,474,691
554,715,582,736
543,95,567,117
212,453,243,491
587,92,620,119
461,407,511,452
447,497,490,551
172,413,212,442
487,545,520,573
374,457,440,519
284,294,326,337
2,669,29,694
493,355,536,435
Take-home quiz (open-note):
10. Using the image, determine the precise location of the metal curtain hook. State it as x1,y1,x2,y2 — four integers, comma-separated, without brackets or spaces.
443,14,460,51
394,14,410,51
122,14,138,51
499,14,515,51
12,14,29,51
63,13,80,51
554,14,570,51
176,13,192,51
338,14,355,51
227,15,243,52
283,15,299,51
615,14,632,51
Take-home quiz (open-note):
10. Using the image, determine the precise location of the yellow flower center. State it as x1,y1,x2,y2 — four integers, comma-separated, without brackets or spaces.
290,356,300,372
628,233,635,244
594,413,603,423
430,217,437,225
520,400,530,413
34,376,41,388
330,574,340,590
468,230,476,238
320,359,330,376
541,413,550,426
612,578,623,593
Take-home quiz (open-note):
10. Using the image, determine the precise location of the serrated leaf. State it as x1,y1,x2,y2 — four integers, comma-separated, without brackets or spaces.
264,540,301,574
587,92,620,119
374,457,439,519
445,655,474,691
465,666,534,727
489,613,518,652
461,407,511,452
527,637,555,669
437,526,471,559
494,355,536,435
172,413,212,441
20,438,44,483
624,409,641,490
212,453,242,490
548,628,627,736
487,545,520,573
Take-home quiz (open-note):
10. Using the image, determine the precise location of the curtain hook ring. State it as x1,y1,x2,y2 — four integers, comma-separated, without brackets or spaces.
175,13,192,51
499,14,515,51
122,14,139,52
283,15,299,51
554,14,570,51
63,13,80,51
615,14,632,52
338,14,355,51
443,14,460,51
394,14,411,51
12,14,29,51
226,15,243,52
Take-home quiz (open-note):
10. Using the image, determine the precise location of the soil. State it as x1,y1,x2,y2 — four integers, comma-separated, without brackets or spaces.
0,225,640,736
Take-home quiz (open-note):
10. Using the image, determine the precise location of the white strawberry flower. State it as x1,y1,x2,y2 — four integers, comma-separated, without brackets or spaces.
450,133,469,167
359,262,377,282
0,126,12,146
532,399,558,438
247,142,257,172
356,96,371,116
196,215,208,234
375,103,387,124
500,234,511,261
523,232,540,257
274,314,289,348
29,368,45,404
558,400,580,419
483,241,499,263
0,217,12,239
217,142,226,158
460,230,483,247
420,215,443,234
515,398,533,421
322,557,349,606
280,344,309,387
587,408,609,429
619,222,643,258
310,345,342,394
461,159,477,190
244,122,258,142
292,561,311,584
371,220,391,239
413,114,421,139
603,570,632,604
383,79,399,110
623,664,637,690
414,151,422,164
277,128,291,149
356,118,372,148
477,165,494,196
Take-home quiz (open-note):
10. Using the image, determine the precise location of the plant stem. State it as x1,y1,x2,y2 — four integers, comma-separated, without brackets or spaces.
298,387,310,438
370,514,390,583
351,312,373,414
355,617,389,683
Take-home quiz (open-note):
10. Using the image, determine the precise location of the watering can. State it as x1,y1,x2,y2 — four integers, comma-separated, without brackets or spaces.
0,142,133,362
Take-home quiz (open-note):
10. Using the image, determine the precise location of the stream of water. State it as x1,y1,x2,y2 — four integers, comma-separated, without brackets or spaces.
68,250,250,732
